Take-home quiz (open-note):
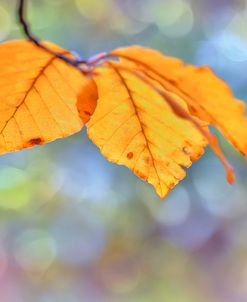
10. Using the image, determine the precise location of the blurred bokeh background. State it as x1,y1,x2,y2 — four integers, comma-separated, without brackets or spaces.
0,0,247,301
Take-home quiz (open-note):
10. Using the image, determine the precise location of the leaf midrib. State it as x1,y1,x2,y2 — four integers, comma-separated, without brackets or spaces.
108,62,164,196
0,55,57,135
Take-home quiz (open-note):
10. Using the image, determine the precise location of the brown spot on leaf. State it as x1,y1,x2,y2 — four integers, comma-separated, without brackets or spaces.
83,110,91,116
144,156,151,165
168,79,177,85
167,181,176,189
189,105,197,114
135,169,148,181
127,152,133,159
27,137,44,147
182,146,189,154
197,66,210,72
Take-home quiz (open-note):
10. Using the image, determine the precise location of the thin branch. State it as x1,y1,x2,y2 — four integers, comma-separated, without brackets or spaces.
18,0,87,67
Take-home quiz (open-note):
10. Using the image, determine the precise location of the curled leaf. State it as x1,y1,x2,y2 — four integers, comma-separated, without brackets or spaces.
77,79,98,124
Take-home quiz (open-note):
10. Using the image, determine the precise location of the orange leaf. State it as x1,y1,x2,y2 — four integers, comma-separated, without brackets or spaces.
77,79,98,124
0,40,97,154
87,63,207,198
110,46,247,156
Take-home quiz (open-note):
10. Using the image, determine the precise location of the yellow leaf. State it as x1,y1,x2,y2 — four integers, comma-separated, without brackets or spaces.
111,46,247,156
0,40,96,154
87,63,207,198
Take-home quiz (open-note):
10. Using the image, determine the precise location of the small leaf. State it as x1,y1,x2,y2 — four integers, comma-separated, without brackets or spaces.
77,79,98,124
0,40,97,154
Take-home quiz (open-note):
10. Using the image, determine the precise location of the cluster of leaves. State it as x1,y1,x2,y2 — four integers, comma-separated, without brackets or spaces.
0,40,246,198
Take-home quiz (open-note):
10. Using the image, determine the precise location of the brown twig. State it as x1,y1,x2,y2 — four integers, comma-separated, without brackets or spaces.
18,0,87,67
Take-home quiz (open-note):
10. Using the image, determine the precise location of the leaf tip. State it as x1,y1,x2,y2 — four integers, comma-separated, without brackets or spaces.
226,166,235,184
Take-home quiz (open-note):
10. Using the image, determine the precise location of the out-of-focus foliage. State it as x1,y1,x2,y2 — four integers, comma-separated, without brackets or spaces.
0,0,247,301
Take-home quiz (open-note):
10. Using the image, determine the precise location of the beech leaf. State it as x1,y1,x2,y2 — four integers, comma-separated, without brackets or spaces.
87,63,207,198
0,40,97,154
